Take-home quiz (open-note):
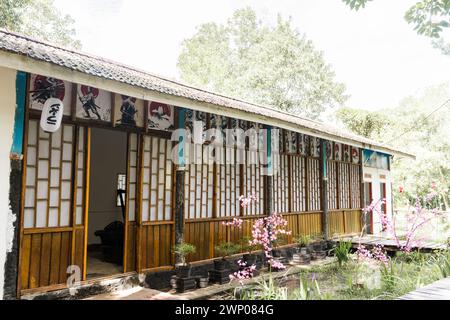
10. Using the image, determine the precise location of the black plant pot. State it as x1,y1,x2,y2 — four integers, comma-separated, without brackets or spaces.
272,248,283,257
243,254,257,266
176,277,197,293
176,264,192,278
214,259,230,271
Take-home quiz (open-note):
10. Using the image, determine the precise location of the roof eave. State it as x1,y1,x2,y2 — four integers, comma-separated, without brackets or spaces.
0,50,415,159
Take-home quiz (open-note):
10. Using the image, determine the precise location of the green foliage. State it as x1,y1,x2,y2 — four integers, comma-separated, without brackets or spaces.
343,0,450,55
239,275,288,300
380,261,398,293
239,236,259,254
337,83,450,210
173,242,196,265
293,275,327,300
333,241,353,266
177,7,347,119
294,234,312,247
335,107,390,139
215,242,240,259
0,0,81,49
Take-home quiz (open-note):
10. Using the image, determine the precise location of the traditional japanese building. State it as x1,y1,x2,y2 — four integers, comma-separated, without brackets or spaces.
0,30,413,299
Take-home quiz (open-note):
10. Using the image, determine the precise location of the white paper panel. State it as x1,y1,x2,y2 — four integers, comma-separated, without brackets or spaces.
48,208,58,227
51,128,62,148
49,189,59,207
143,168,150,183
76,206,83,225
62,143,72,161
37,181,48,199
36,201,47,227
24,208,35,228
27,147,36,166
129,168,136,183
158,170,164,182
151,175,157,186
60,201,70,226
130,134,137,149
143,151,150,166
144,137,151,151
78,128,84,150
151,190,157,204
159,140,165,152
28,121,38,145
62,162,72,180
77,171,83,186
61,181,71,199
129,186,135,199
152,139,158,156
141,200,149,221
25,188,35,208
26,168,36,187
37,160,49,179
165,207,171,219
150,206,156,221
39,128,49,139
130,151,136,166
50,169,60,187
142,184,149,200
76,189,83,205
51,150,61,168
63,125,73,141
158,204,164,220
128,200,135,221
78,152,84,168
151,160,157,173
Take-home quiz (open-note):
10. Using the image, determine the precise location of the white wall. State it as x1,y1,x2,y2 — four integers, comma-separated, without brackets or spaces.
363,166,392,234
87,127,127,245
0,67,17,299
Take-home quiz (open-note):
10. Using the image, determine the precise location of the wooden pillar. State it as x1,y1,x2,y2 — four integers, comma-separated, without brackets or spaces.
320,139,329,240
359,148,366,234
174,107,186,266
264,125,273,215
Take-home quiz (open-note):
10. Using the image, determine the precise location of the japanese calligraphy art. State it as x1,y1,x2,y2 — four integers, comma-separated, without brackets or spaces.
76,85,111,121
303,134,310,156
343,145,350,162
334,142,341,161
148,101,174,131
29,74,72,116
284,131,297,154
326,141,333,159
351,146,360,164
113,95,144,127
313,137,321,157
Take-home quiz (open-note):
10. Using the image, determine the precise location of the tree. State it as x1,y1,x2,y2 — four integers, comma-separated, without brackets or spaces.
335,107,390,139
343,0,450,55
0,0,81,49
337,83,450,210
177,7,347,120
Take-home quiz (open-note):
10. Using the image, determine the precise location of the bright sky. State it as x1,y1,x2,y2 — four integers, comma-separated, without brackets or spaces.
54,0,450,110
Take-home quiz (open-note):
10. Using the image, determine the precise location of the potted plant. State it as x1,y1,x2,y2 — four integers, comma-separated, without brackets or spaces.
240,236,259,266
173,242,196,278
271,234,287,257
214,242,240,270
294,234,312,254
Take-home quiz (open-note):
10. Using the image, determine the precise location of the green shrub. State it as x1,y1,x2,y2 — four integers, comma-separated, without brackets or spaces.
333,240,352,266
173,242,196,265
215,242,240,259
294,234,312,247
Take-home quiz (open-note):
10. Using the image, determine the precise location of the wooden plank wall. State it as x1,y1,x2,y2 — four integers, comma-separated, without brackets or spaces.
20,230,72,290
140,223,173,270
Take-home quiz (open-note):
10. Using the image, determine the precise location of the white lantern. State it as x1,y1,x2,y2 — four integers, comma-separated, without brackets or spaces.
40,98,64,133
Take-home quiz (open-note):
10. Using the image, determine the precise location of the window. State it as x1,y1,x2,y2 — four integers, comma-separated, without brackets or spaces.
117,173,126,206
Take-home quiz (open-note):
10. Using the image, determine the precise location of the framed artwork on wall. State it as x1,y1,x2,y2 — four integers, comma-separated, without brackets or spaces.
113,95,144,127
148,101,174,131
29,74,72,116
76,85,112,121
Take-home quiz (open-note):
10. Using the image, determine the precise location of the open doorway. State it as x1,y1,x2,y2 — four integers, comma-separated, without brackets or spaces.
86,127,128,279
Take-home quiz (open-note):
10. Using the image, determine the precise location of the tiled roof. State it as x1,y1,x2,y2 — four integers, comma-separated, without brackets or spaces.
0,29,411,157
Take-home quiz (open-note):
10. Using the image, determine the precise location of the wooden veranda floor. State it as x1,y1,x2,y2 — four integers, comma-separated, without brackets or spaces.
336,234,447,252
397,277,450,300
